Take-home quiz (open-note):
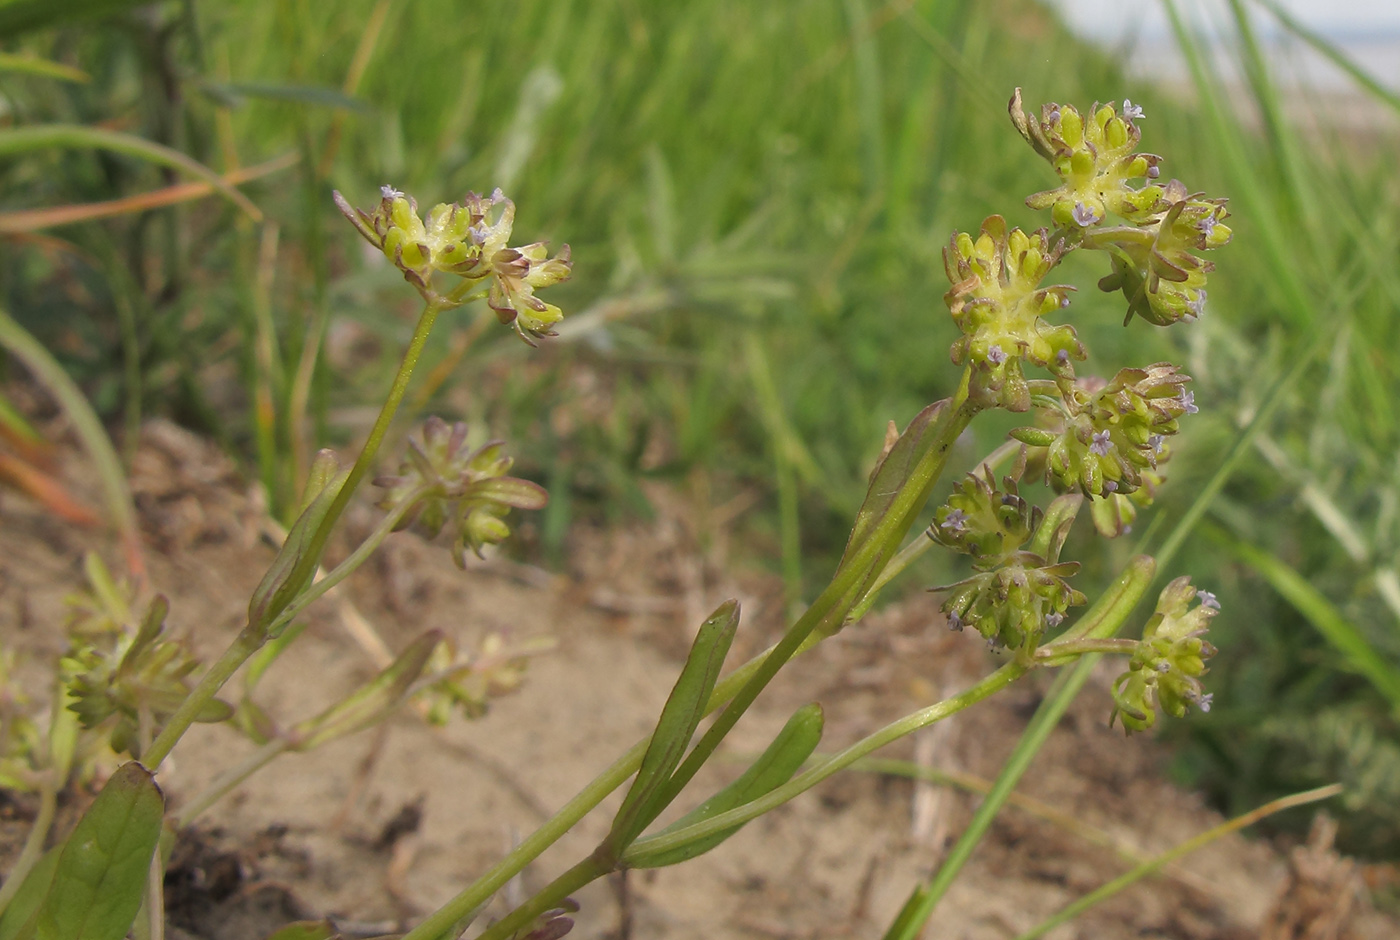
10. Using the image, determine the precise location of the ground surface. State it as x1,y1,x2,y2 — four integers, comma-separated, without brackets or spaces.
1,418,1395,940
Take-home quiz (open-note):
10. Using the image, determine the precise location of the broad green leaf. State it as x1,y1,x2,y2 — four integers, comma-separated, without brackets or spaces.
608,600,739,849
629,702,823,867
33,762,164,940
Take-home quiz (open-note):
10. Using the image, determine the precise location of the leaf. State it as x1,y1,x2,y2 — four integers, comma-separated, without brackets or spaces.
607,600,740,849
0,54,88,83
0,126,260,221
629,703,823,867
291,631,442,750
32,762,164,940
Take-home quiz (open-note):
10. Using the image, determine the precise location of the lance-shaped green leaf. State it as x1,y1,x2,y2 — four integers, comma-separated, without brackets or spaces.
247,451,348,637
261,921,341,940
606,600,740,851
625,702,823,868
28,762,164,940
290,630,442,751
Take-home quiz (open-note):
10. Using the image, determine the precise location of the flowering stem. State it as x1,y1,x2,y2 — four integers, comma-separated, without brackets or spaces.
143,301,442,771
409,382,981,939
1035,637,1138,659
473,856,609,940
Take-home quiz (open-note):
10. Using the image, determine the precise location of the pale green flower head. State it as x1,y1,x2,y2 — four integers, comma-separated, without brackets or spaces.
943,215,1084,410
1111,576,1218,732
1011,90,1169,230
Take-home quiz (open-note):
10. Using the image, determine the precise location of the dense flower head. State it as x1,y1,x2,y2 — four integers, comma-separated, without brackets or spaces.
1010,90,1170,230
1095,180,1232,326
64,595,233,758
943,215,1084,410
374,417,548,566
1013,363,1191,499
334,186,572,343
1111,576,1218,732
934,557,1086,652
930,465,1041,569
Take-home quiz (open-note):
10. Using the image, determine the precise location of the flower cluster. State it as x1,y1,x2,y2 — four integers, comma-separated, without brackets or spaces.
64,594,232,758
1014,363,1192,499
418,632,557,724
374,416,548,567
1094,180,1232,326
942,216,1084,411
930,467,1085,650
1011,90,1168,230
335,187,572,343
1111,577,1218,732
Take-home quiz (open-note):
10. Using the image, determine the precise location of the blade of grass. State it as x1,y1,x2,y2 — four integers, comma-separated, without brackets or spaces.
1251,0,1400,115
0,153,295,234
0,53,88,83
1014,784,1342,940
1211,524,1400,712
0,308,145,579
0,125,261,221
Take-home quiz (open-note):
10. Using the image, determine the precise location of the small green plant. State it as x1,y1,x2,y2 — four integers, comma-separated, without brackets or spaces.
0,87,1334,940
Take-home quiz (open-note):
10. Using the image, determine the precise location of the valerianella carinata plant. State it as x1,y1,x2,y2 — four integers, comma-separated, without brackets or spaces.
2,91,1241,940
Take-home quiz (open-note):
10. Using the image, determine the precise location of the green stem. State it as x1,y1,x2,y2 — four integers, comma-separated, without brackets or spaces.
145,302,441,770
0,779,56,913
175,738,290,828
408,388,979,938
474,856,609,940
644,388,979,833
624,661,1024,866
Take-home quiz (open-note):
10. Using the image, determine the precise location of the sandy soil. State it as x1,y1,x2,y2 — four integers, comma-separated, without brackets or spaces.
1,417,1395,940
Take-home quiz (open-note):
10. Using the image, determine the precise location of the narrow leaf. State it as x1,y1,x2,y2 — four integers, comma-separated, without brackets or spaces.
262,921,340,940
0,845,60,940
629,703,823,867
197,81,371,113
0,54,88,83
608,600,740,849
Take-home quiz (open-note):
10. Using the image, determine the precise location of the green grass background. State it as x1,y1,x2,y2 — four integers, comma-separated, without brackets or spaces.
3,0,1400,859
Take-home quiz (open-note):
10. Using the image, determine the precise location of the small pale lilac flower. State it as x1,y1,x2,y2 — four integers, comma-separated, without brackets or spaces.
1199,215,1217,238
1149,434,1165,455
1103,480,1118,493
941,508,969,533
380,185,405,199
1147,164,1161,179
947,611,964,632
1122,99,1145,121
986,344,1008,366
1056,348,1070,365
1045,612,1065,629
1046,106,1060,125
1187,289,1207,319
1194,692,1214,713
1196,590,1220,610
1072,202,1101,227
1090,430,1112,456
1156,661,1171,674
1181,390,1198,415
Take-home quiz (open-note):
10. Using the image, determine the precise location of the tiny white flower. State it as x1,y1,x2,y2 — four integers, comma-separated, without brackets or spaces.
1045,612,1065,628
1072,202,1101,227
1122,99,1145,121
1090,430,1112,456
1149,434,1166,455
381,185,405,200
1181,390,1199,415
1196,590,1220,610
986,344,1008,366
